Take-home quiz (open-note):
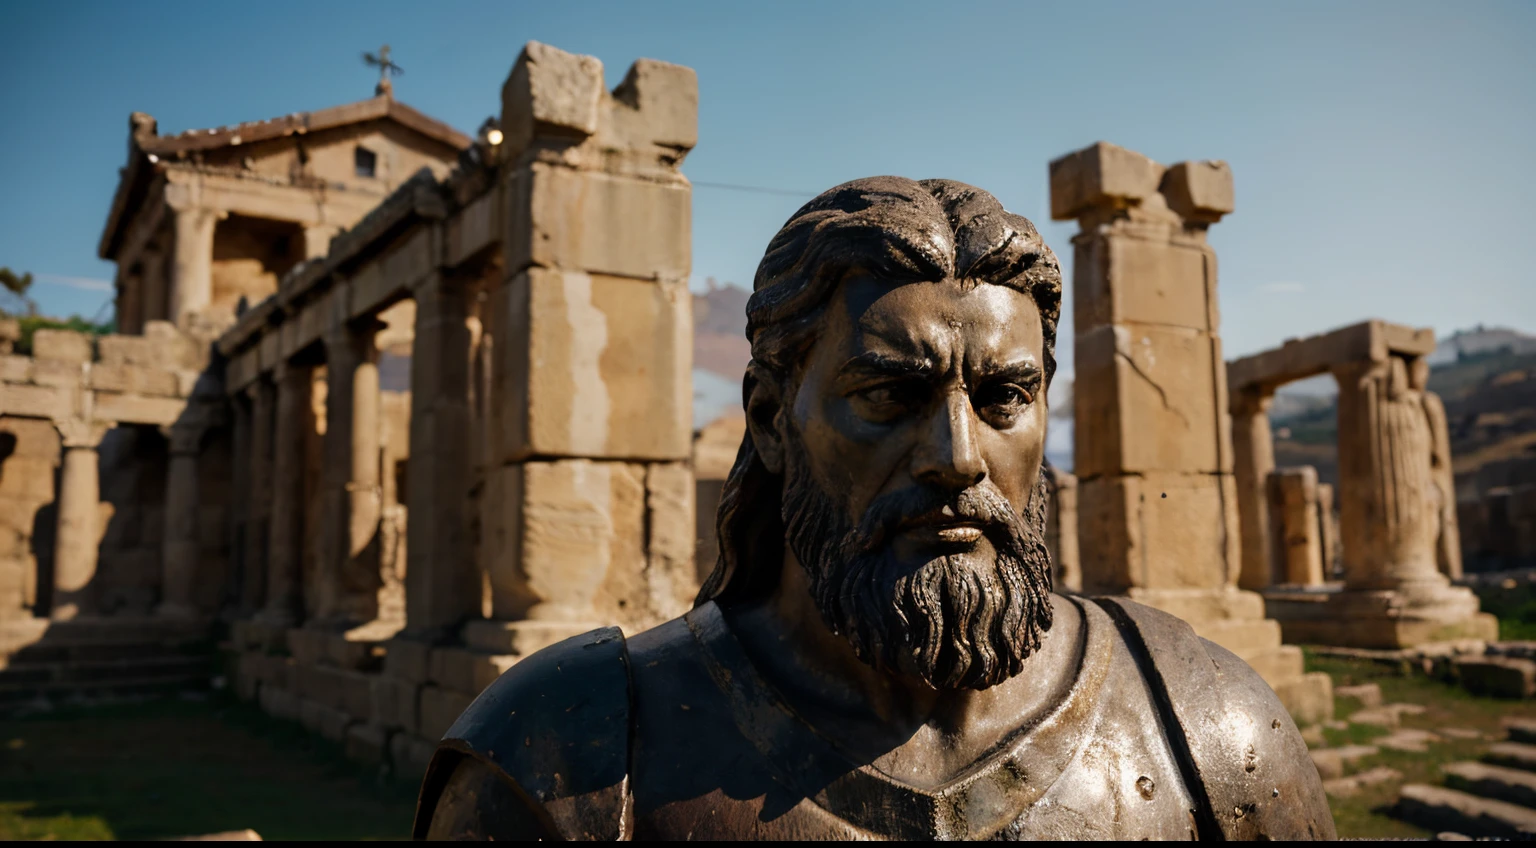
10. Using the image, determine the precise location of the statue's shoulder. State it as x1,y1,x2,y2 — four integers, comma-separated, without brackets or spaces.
412,626,634,840
1092,597,1337,841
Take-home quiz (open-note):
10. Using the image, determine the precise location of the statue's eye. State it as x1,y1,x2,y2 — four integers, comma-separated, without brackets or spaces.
851,381,923,421
975,383,1033,424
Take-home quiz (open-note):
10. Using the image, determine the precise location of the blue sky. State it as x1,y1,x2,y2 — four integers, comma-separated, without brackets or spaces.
2,0,1532,379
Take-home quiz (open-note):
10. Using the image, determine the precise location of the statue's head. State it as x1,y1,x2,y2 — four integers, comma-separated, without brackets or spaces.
698,177,1063,691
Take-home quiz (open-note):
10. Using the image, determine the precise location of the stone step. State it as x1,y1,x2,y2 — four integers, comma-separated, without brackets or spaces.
1242,645,1306,684
1335,682,1383,709
1394,784,1536,839
1191,618,1283,659
1504,717,1536,745
1457,657,1536,699
1322,765,1401,798
1443,761,1536,809
1486,742,1536,773
1309,744,1380,780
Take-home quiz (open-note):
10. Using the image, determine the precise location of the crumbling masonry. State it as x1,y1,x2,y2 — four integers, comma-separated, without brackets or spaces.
1049,141,1334,723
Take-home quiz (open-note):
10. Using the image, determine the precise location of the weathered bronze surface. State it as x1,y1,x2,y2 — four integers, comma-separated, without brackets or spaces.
413,177,1336,841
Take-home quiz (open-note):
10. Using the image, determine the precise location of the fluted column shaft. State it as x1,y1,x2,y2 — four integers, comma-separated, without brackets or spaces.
1333,357,1444,592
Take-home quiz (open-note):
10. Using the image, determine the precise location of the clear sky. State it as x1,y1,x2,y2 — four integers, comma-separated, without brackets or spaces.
2,0,1532,379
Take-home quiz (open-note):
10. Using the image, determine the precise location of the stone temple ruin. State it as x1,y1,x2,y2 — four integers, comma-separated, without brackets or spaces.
1048,141,1333,722
0,41,1506,774
1229,321,1498,648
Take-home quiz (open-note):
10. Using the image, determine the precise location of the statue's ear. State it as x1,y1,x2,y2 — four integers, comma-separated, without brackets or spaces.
744,364,786,476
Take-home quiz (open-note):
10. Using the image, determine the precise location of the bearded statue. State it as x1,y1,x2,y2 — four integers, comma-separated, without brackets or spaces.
412,178,1335,841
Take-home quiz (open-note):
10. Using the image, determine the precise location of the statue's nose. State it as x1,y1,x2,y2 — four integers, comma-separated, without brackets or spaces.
912,392,986,490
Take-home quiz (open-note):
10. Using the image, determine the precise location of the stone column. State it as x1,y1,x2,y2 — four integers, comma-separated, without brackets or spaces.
1050,141,1332,723
1232,387,1277,590
1266,467,1324,587
403,270,478,642
142,246,169,325
1332,356,1444,593
117,267,144,337
1422,391,1463,580
1051,144,1239,595
51,420,107,621
466,43,699,658
259,361,313,627
242,379,274,614
319,321,384,625
1317,482,1338,579
226,392,251,613
158,422,202,618
1044,465,1081,593
167,204,222,329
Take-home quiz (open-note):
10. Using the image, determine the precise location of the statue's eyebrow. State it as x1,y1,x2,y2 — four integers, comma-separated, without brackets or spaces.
839,351,937,380
975,360,1043,386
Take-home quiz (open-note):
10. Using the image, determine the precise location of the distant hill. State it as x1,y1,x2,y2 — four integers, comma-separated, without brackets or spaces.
693,279,752,385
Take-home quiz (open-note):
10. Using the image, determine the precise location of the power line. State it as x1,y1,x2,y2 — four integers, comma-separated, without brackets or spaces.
692,180,816,199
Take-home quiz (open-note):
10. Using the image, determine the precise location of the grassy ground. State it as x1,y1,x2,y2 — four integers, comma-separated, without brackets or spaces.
0,694,417,841
1308,651,1536,839
1472,577,1536,641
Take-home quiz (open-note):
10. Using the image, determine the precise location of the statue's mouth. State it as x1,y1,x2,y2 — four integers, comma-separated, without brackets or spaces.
895,507,991,547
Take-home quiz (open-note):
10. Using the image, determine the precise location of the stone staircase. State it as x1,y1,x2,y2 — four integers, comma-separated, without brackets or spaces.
1394,718,1536,839
0,616,216,712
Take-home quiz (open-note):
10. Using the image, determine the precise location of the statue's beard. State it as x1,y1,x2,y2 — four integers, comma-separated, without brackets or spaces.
780,434,1054,691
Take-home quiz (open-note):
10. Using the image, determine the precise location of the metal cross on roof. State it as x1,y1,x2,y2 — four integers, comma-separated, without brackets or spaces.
363,45,404,97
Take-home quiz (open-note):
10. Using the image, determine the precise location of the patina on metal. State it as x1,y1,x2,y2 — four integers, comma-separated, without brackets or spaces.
413,177,1337,841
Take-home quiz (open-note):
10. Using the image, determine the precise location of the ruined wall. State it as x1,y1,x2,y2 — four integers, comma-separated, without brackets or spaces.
210,214,307,323
0,417,58,619
96,427,166,614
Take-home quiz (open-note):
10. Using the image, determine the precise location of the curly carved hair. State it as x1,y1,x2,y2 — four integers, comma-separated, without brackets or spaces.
696,176,1063,607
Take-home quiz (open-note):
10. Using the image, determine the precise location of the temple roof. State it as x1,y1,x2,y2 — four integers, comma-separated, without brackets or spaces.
137,95,471,157
99,95,473,260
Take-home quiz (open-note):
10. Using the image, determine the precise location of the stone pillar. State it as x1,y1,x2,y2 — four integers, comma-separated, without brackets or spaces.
158,422,202,617
1422,391,1463,580
259,361,313,628
1044,465,1081,593
464,43,700,659
1256,325,1495,648
1266,467,1324,587
319,321,384,626
1333,356,1444,593
117,267,144,337
1050,141,1332,723
51,420,107,621
243,379,275,615
1232,387,1277,590
1317,482,1338,579
142,246,169,325
403,270,478,642
167,204,222,329
226,392,251,612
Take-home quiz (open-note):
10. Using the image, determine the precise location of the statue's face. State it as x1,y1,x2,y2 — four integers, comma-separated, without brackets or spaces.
774,274,1053,690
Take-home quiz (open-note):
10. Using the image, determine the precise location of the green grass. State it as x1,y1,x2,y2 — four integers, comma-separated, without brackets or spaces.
0,695,417,841
1305,651,1536,840
1472,579,1536,641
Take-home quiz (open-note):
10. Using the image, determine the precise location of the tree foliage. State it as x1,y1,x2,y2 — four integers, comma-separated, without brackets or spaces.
0,267,32,297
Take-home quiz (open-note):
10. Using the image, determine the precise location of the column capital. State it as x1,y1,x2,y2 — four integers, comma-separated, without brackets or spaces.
55,418,108,449
1230,384,1275,417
